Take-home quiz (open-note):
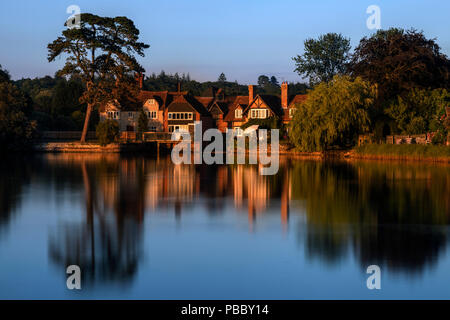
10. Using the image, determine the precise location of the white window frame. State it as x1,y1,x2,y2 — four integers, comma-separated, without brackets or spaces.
168,112,193,120
250,109,267,119
235,109,242,118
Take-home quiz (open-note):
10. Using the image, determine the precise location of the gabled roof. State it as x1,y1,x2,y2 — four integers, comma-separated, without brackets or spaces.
138,91,170,110
195,96,215,109
185,95,211,115
167,94,210,115
288,94,308,108
224,96,249,122
208,101,229,115
244,94,283,117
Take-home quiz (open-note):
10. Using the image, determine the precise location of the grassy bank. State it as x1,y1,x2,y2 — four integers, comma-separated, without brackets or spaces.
353,144,450,162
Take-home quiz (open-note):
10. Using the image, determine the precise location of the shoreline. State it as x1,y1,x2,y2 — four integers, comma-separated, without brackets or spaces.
32,141,450,163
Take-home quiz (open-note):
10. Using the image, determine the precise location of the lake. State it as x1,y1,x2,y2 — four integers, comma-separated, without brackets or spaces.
0,154,449,299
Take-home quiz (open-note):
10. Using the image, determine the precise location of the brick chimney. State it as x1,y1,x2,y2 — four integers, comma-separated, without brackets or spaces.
135,73,143,89
248,85,254,105
281,82,288,109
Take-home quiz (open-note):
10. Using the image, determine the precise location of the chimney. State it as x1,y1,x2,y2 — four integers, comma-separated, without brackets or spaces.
248,85,254,105
135,73,143,89
281,82,288,109
177,81,181,93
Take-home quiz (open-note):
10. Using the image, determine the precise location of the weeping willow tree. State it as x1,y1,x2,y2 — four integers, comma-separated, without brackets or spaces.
288,75,376,151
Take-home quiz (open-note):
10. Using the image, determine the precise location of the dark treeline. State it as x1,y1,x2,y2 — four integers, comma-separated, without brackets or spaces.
143,71,308,96
14,75,93,131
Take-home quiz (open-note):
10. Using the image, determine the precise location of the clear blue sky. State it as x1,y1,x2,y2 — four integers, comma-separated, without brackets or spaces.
1,0,449,83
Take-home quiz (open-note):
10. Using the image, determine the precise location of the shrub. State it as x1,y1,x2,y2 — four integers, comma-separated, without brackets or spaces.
432,131,446,145
96,119,119,146
137,110,149,133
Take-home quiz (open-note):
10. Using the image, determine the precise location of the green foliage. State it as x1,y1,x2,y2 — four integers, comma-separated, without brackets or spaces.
288,76,376,151
354,144,450,158
0,64,11,82
293,33,351,86
386,88,450,134
431,131,446,145
349,28,450,103
96,119,119,146
0,72,37,151
137,110,149,133
257,75,281,95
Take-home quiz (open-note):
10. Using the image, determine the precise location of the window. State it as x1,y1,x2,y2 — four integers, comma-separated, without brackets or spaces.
169,125,189,133
235,109,242,118
149,126,157,132
107,111,120,120
168,112,193,120
128,112,134,119
146,111,157,119
146,99,157,106
250,109,267,119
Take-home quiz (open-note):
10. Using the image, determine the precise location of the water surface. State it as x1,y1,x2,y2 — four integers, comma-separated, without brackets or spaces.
0,154,449,299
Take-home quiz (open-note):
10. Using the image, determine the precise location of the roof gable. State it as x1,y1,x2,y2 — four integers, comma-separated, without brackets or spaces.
288,94,308,108
244,94,282,117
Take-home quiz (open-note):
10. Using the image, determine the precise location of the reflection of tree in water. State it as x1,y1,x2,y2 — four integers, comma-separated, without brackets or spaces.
48,155,145,286
290,160,450,274
0,156,32,232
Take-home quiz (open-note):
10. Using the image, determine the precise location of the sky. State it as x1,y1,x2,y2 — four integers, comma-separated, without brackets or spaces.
0,0,449,84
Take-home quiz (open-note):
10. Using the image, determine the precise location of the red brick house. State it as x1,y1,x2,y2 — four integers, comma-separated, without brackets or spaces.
99,75,306,135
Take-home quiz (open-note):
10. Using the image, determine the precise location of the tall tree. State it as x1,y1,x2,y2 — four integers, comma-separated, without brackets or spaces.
257,75,270,88
48,13,149,142
270,76,279,87
349,28,450,103
218,73,227,82
0,65,10,83
293,33,351,86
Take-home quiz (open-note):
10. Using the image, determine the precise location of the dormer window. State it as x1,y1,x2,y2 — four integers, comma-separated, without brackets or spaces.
235,108,242,118
250,109,267,119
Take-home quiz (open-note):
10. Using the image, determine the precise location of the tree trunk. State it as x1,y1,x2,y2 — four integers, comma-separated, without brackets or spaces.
81,103,93,143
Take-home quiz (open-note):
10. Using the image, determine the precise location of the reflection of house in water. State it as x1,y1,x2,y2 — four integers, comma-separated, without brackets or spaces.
142,159,291,229
144,157,198,215
231,164,291,229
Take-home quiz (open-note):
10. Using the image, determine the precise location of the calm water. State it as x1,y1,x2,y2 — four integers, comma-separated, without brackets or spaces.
0,154,449,299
